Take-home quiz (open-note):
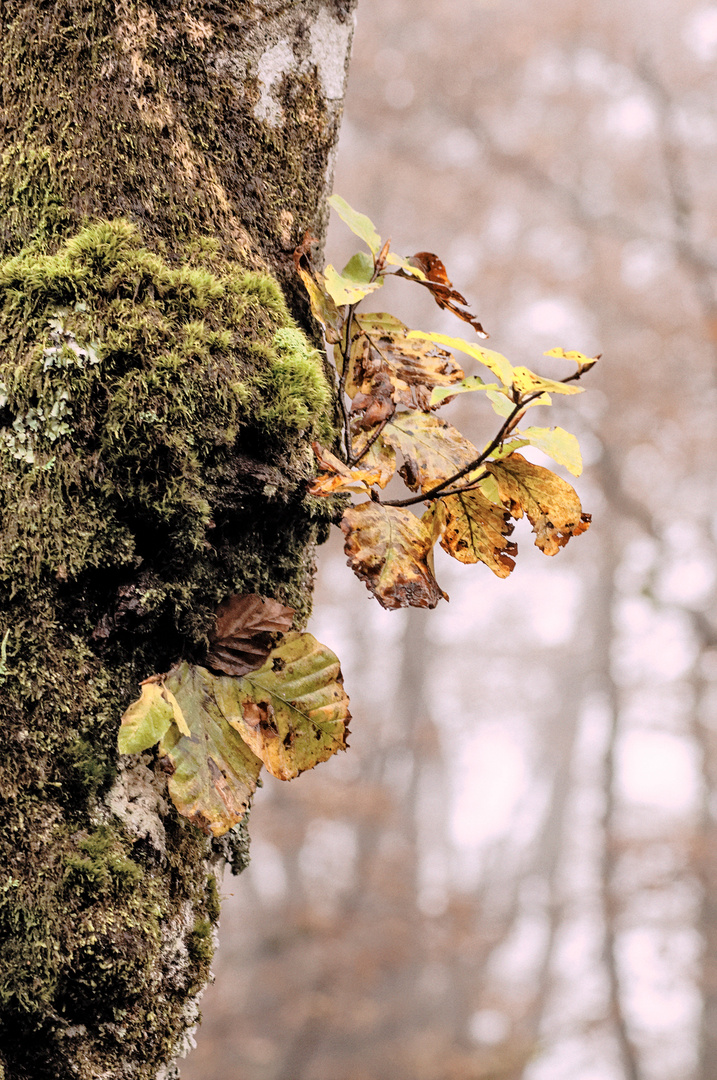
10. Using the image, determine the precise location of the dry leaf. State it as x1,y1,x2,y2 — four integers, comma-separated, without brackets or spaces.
309,443,386,495
401,252,488,337
206,593,294,677
341,501,447,609
434,490,517,577
486,453,591,555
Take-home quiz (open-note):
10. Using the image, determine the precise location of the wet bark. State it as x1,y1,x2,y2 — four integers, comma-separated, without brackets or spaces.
0,2,356,1077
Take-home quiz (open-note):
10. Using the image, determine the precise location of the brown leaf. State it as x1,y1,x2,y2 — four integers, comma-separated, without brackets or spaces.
350,369,396,430
486,453,591,556
401,252,488,338
206,593,294,677
341,501,448,610
433,490,517,577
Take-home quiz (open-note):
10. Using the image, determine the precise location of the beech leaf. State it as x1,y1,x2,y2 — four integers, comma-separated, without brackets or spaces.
511,367,583,397
341,501,447,609
293,236,343,344
501,426,583,476
158,663,264,837
356,313,464,389
544,347,600,373
118,681,175,754
433,491,517,577
430,374,500,408
328,194,383,256
401,252,487,337
486,453,591,556
323,260,383,306
383,412,479,492
309,442,387,495
216,631,351,781
350,429,398,488
407,332,514,387
206,593,294,678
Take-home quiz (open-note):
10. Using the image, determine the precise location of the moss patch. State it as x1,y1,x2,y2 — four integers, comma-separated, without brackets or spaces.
0,219,336,1079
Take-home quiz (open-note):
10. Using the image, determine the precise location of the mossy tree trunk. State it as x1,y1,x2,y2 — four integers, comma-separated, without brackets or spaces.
0,3,356,1077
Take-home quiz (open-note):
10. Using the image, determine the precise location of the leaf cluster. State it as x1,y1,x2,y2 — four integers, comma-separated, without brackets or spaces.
298,196,597,609
117,595,350,836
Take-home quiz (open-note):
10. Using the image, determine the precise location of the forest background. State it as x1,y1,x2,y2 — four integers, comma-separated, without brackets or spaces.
185,0,717,1078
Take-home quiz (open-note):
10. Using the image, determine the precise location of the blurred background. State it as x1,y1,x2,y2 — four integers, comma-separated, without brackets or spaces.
184,1,717,1077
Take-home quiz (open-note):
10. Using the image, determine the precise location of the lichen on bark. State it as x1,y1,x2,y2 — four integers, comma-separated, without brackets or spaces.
0,0,357,1073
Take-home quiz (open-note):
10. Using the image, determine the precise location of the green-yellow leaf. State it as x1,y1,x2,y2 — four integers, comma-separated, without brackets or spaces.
486,453,591,556
430,374,499,407
407,331,515,387
329,194,383,256
159,663,263,837
323,262,383,306
341,501,447,610
383,412,479,492
294,263,343,344
502,426,583,476
118,680,174,754
486,387,551,417
215,631,350,782
512,367,583,397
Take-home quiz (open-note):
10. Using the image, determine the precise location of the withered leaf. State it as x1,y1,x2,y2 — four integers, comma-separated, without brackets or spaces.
400,252,487,338
383,412,479,492
355,313,464,390
206,593,294,677
309,442,386,495
433,491,517,577
486,453,591,556
341,501,447,610
350,428,397,488
158,663,264,837
215,631,351,781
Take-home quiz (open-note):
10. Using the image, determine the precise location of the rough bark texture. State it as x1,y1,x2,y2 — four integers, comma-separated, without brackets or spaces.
0,2,356,1077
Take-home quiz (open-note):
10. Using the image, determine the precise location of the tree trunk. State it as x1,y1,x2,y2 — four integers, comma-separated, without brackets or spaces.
0,2,356,1077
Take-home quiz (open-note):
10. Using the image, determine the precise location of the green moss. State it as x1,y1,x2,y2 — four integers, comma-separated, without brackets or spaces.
0,219,337,1078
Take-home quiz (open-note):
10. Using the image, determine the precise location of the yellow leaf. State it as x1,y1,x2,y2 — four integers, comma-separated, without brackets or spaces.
544,347,599,373
511,367,583,397
350,429,398,488
502,426,583,476
383,412,479,492
118,680,174,755
432,491,517,577
341,501,448,609
407,331,514,386
486,453,591,556
321,263,384,306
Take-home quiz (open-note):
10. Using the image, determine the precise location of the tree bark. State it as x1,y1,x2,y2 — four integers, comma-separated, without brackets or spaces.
0,2,356,1077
